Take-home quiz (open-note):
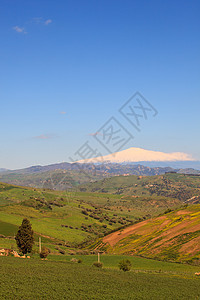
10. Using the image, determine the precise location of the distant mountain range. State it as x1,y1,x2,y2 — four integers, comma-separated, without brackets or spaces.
0,162,200,190
1,161,200,176
1,147,200,173
0,147,199,189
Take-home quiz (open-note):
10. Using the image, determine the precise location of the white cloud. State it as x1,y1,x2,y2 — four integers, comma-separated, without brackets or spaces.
44,19,52,25
13,18,52,34
13,26,27,34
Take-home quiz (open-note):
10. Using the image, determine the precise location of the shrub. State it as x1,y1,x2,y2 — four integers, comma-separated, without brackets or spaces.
70,258,78,263
93,262,103,268
40,246,49,259
82,210,88,215
59,249,65,255
71,258,82,263
164,208,172,214
118,259,131,272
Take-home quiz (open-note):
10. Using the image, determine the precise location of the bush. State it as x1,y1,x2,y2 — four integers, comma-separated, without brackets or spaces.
59,249,65,255
93,262,103,268
71,258,82,263
40,247,49,259
118,259,131,272
164,208,172,214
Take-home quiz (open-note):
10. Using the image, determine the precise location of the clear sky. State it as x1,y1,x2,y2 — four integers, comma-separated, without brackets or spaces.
0,0,200,169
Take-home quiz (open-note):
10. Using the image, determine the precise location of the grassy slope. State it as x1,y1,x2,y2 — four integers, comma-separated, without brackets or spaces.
1,174,187,246
1,256,200,299
0,182,141,252
99,205,200,263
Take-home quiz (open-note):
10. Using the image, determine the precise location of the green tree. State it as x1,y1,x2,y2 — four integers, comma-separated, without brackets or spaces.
118,259,132,272
15,218,34,254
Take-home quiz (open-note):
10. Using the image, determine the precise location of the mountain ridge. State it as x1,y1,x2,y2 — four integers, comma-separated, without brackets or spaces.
0,162,200,190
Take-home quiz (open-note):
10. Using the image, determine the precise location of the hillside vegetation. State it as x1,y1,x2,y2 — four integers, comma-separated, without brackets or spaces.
0,182,144,253
1,173,200,262
77,173,200,201
93,205,200,264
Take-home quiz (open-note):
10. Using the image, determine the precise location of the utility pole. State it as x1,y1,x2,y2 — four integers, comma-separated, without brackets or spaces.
39,237,41,253
98,252,100,263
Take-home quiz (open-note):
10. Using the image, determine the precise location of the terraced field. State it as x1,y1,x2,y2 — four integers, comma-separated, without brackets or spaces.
97,205,200,263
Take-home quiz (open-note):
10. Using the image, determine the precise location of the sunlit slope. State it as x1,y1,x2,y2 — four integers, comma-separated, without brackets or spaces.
102,205,200,263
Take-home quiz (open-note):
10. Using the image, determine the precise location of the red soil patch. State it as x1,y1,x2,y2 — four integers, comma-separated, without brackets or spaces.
103,211,200,255
103,220,148,246
180,235,200,255
176,210,192,215
103,216,168,247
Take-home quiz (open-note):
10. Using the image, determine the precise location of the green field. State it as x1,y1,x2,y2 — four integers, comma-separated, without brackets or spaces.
48,254,200,275
1,255,200,299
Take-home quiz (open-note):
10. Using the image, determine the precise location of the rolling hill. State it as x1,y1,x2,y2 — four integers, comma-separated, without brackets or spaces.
0,164,176,190
1,172,200,263
95,204,200,264
0,181,145,253
76,173,200,203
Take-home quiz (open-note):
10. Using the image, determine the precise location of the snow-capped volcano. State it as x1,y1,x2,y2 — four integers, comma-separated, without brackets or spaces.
77,147,195,164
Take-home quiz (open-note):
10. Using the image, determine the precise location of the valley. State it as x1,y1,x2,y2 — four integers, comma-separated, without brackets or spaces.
1,172,200,263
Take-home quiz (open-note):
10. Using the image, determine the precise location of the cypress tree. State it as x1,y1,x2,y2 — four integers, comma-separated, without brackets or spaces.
15,218,34,254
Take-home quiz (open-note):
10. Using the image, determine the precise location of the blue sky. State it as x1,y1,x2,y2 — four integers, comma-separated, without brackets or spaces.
0,0,200,169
